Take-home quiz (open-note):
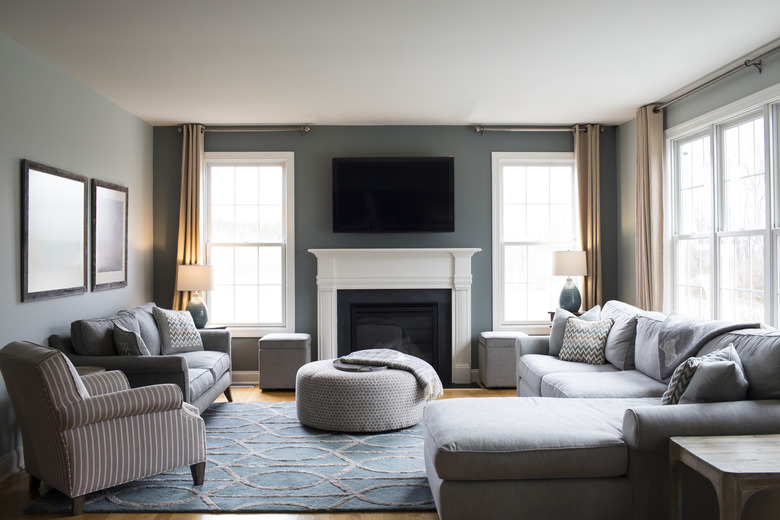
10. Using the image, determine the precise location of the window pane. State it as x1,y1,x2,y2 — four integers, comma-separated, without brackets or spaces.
677,135,711,235
723,117,765,231
503,205,526,242
503,166,526,205
719,235,764,322
258,246,283,284
259,206,283,242
235,206,259,242
210,166,234,205
235,166,259,205
674,238,710,319
210,206,235,242
235,247,259,285
259,166,283,205
234,285,259,324
258,285,283,323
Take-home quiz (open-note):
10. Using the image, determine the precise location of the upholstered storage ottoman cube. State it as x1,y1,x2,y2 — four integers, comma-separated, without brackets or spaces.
258,333,311,390
478,331,525,388
296,359,427,432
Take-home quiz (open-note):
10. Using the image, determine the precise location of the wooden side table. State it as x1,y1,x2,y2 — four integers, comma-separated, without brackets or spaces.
669,434,780,520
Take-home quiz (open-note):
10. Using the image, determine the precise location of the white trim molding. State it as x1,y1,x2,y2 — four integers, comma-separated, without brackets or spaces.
309,248,481,384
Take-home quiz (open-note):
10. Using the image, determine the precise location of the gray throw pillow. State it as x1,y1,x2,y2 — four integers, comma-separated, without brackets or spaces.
601,301,639,370
153,307,204,355
113,324,151,356
549,305,601,356
71,313,140,356
662,345,748,405
558,318,614,365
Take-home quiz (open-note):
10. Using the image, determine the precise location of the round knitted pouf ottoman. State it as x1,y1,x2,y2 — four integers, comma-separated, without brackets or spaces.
296,359,427,432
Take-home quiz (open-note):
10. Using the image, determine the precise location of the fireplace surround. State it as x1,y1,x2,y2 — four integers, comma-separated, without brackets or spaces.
309,248,480,384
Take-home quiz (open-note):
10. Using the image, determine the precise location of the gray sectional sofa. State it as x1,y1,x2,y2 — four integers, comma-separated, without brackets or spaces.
423,300,780,520
48,302,232,414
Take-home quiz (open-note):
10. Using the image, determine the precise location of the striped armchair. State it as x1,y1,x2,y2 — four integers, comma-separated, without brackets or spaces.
0,341,207,515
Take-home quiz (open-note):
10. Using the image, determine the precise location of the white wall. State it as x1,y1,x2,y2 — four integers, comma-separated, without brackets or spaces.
0,31,154,480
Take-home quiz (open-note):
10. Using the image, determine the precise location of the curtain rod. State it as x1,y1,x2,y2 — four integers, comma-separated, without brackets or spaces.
653,42,780,113
473,125,603,135
178,125,311,135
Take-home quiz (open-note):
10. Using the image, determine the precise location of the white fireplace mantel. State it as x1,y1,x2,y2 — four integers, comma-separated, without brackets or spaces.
308,248,481,384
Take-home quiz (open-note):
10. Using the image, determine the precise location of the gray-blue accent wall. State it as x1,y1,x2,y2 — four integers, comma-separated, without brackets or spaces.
153,125,619,372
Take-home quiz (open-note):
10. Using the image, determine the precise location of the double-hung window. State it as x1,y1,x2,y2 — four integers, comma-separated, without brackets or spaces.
492,152,579,333
668,90,780,325
203,152,295,335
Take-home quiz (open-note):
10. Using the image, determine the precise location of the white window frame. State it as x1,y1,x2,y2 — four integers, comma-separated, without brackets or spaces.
665,83,780,325
491,151,578,335
203,151,295,337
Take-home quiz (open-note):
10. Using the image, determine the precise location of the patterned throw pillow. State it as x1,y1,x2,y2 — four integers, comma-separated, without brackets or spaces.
558,318,614,365
152,307,204,355
113,324,151,356
662,344,746,405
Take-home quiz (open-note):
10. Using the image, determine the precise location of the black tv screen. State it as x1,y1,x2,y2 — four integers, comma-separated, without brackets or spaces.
332,157,454,233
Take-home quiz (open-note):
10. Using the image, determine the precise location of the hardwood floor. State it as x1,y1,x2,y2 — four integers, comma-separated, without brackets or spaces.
1,386,515,520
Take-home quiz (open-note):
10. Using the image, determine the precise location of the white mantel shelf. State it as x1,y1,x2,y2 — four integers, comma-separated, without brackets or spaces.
309,248,481,384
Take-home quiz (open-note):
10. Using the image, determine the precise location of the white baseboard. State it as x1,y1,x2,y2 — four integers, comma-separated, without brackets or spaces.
232,371,259,385
0,449,21,483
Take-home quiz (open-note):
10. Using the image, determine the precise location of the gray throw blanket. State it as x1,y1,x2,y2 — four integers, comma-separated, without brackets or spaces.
657,312,759,380
339,348,443,401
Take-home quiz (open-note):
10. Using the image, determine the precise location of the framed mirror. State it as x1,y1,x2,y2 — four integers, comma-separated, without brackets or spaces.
91,179,128,291
21,160,88,302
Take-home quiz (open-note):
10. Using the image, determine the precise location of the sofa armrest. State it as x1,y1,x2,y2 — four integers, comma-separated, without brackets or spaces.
58,384,183,430
622,400,780,453
199,329,231,355
516,335,550,357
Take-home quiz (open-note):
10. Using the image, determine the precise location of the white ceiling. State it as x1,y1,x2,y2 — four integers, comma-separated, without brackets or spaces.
2,0,780,127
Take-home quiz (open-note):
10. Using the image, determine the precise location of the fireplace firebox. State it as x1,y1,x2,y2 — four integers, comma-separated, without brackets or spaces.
337,289,452,385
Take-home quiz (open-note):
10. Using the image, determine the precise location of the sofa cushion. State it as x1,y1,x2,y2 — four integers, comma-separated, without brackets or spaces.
634,312,668,383
601,300,641,370
549,305,601,356
541,370,667,399
559,318,614,365
697,329,780,400
518,354,618,396
113,324,150,356
423,396,658,481
188,368,215,401
153,307,204,355
179,351,231,382
70,313,140,356
122,302,162,355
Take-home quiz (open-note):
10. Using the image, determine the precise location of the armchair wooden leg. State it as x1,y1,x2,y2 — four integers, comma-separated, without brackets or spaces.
71,495,85,515
191,461,206,485
28,475,41,492
224,386,233,402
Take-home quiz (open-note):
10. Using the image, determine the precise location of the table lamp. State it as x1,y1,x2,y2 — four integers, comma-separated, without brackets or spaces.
552,251,587,313
177,264,214,328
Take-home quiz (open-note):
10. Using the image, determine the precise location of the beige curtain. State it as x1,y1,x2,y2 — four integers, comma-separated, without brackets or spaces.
574,124,602,310
635,106,664,312
173,123,205,310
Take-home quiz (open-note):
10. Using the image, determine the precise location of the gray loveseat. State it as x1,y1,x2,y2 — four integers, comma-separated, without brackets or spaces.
423,300,780,520
49,302,232,414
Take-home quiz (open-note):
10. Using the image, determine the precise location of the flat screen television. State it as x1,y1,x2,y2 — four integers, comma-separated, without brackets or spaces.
332,157,454,233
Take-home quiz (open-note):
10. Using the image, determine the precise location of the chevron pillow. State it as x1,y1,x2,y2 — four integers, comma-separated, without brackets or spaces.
153,307,204,355
558,318,614,365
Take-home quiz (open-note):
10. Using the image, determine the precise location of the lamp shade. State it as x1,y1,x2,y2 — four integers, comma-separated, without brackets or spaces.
552,251,587,277
176,264,214,292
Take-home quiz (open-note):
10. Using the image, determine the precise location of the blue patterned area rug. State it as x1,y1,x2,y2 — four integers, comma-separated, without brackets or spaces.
24,401,435,513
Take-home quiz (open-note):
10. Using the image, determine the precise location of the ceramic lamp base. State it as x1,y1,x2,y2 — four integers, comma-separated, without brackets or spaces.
558,278,582,313
186,292,209,329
